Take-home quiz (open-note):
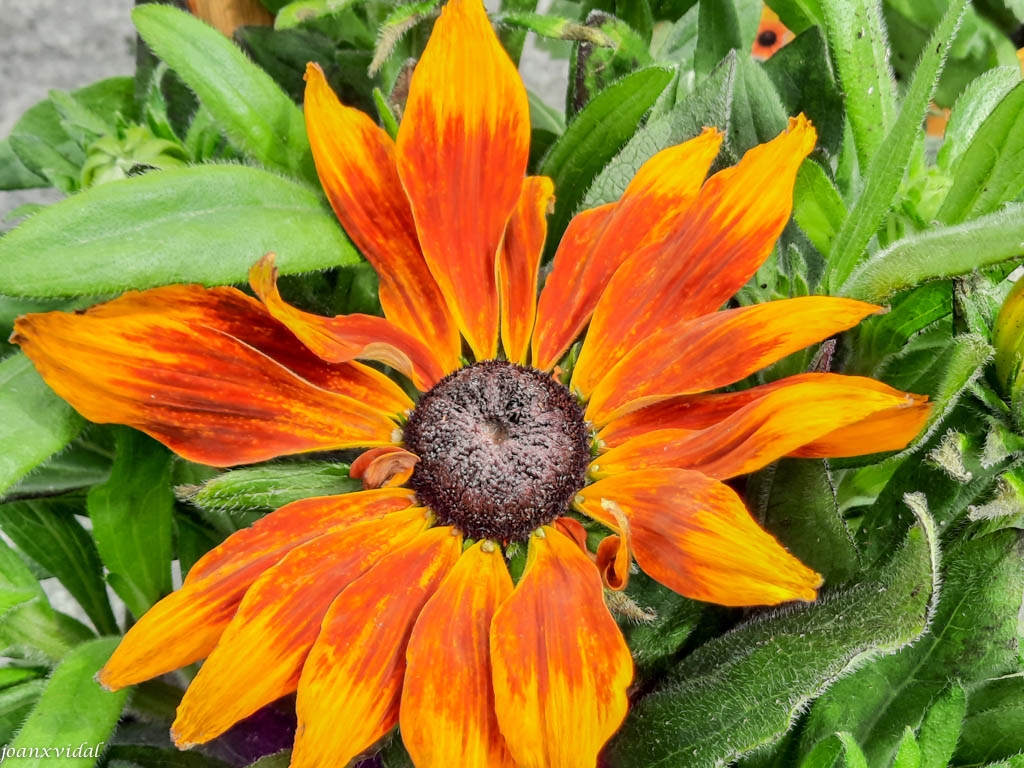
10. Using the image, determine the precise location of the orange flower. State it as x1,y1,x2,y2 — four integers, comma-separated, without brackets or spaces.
11,1,930,765
751,6,793,60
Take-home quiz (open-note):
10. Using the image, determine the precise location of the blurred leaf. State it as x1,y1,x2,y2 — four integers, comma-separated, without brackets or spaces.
956,675,1024,764
539,65,673,252
917,682,966,768
826,0,967,291
792,160,846,255
800,528,1024,766
937,81,1024,224
133,4,315,183
0,537,73,662
605,513,937,767
0,679,46,746
3,437,112,501
175,515,223,579
0,165,358,297
0,139,47,191
8,637,129,768
569,11,654,111
938,66,1021,172
693,0,761,77
0,353,84,497
728,56,788,157
0,499,117,636
764,0,823,33
104,745,233,768
88,429,174,620
841,203,1024,303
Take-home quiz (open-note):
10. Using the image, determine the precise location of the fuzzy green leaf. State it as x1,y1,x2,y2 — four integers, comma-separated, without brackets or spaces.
917,682,966,768
0,679,45,746
0,165,358,297
937,66,1021,171
955,675,1024,764
132,3,315,183
693,0,762,78
792,160,846,256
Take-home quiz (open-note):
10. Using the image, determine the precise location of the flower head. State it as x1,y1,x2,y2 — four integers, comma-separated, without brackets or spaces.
11,1,930,765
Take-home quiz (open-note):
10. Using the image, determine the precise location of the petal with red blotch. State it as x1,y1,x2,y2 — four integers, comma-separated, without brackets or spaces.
401,541,515,768
13,306,398,467
498,176,555,365
350,446,419,489
250,254,445,390
396,0,530,361
571,117,816,397
98,489,414,689
533,129,723,372
586,296,881,425
291,526,463,768
575,470,822,606
304,63,460,372
593,376,930,479
172,507,430,747
490,526,633,768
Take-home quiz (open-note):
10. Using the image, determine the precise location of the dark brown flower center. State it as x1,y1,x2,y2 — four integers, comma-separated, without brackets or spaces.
403,360,590,543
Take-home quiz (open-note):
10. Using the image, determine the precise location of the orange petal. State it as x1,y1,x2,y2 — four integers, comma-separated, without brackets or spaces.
490,526,633,767
575,470,822,606
304,63,460,373
751,7,794,60
593,376,930,479
98,489,414,689
571,117,816,398
553,516,590,552
350,446,419,489
249,254,445,390
172,507,430,746
401,541,515,768
791,399,932,458
291,526,463,768
532,129,723,372
13,298,401,467
586,296,882,425
396,0,530,361
498,176,555,365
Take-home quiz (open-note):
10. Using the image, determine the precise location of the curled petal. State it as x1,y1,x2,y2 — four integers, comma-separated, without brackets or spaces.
291,527,463,768
303,63,460,372
576,470,822,606
13,296,401,466
533,129,723,372
499,176,555,365
586,296,881,425
350,446,420,489
552,516,590,552
491,526,633,768
250,254,445,390
396,0,530,360
172,508,430,746
594,500,632,591
402,541,515,768
593,376,930,479
571,116,816,397
98,489,414,689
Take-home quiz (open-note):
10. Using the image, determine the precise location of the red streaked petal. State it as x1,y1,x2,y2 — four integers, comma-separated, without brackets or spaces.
571,117,816,397
350,446,419,489
98,489,414,689
531,203,617,371
593,377,930,479
791,401,932,458
249,254,445,390
291,526,463,768
172,507,430,747
576,470,822,606
401,541,515,768
396,0,530,361
13,303,400,467
490,526,633,768
498,176,555,365
585,296,882,425
303,63,460,372
533,129,724,373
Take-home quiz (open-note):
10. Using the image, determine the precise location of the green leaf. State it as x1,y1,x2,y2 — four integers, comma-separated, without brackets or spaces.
539,65,673,252
728,55,788,156
0,165,358,297
797,734,842,768
836,733,869,768
102,745,233,768
937,66,1021,171
0,353,84,496
764,0,823,33
0,139,47,191
0,537,76,662
3,438,113,502
88,429,175,619
0,500,117,636
569,11,654,112
956,675,1024,764
132,4,315,183
8,637,129,767
0,679,46,747
693,0,761,77
792,160,846,255
825,0,967,291
936,81,1024,224
892,728,922,768
851,282,951,375
917,682,966,768
819,0,897,172
605,513,937,768
749,459,860,584
801,528,1024,766
840,203,1024,303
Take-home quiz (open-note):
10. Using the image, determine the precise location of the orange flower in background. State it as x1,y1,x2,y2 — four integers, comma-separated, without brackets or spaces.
12,0,930,765
752,6,794,60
